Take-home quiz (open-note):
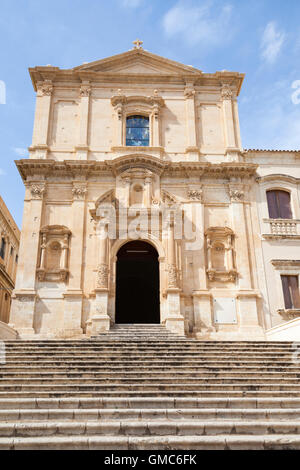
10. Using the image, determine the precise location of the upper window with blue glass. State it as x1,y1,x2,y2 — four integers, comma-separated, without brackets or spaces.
126,115,149,146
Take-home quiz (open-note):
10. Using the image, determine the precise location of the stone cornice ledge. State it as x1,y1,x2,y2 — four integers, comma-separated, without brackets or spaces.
15,158,258,181
262,234,300,240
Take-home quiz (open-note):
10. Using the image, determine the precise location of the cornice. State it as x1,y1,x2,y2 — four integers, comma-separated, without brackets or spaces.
16,158,258,182
256,174,300,184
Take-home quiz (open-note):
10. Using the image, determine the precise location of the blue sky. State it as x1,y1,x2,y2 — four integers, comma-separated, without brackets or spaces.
1,0,300,227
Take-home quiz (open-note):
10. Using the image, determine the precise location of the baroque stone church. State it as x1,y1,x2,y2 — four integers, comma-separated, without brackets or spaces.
8,41,300,341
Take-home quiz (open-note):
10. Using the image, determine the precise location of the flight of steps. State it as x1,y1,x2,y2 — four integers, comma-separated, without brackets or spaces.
0,324,300,449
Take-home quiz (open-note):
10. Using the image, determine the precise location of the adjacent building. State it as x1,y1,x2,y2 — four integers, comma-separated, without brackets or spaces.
0,196,20,324
8,42,300,340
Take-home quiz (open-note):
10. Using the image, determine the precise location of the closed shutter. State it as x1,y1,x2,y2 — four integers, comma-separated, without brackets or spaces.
267,190,292,219
267,191,279,218
281,275,300,309
289,275,300,308
278,191,292,219
281,275,293,309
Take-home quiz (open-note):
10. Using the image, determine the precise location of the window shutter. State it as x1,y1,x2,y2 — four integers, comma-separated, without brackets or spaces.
281,275,293,309
289,275,300,309
267,191,279,218
278,191,292,219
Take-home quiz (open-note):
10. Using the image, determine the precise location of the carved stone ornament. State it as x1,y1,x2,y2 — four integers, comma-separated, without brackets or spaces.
72,185,87,200
221,84,233,100
96,264,109,289
188,190,203,202
80,85,91,97
111,94,165,121
167,264,178,288
162,190,178,206
229,189,244,202
37,81,53,97
206,269,237,283
184,87,195,99
30,184,46,199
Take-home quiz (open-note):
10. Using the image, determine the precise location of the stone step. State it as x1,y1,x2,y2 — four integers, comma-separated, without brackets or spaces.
1,377,300,385
3,347,298,353
1,419,300,438
3,366,300,374
4,353,297,359
0,358,297,369
1,390,299,398
1,371,300,379
1,397,300,409
5,342,292,349
1,408,300,421
0,434,299,450
1,383,300,392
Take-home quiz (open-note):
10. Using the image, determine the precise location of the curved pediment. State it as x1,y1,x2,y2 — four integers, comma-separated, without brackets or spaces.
106,154,165,176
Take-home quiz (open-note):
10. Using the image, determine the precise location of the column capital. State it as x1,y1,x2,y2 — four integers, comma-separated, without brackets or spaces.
29,183,46,200
220,83,234,101
72,183,87,201
36,80,53,97
187,189,203,202
80,84,91,97
228,184,245,203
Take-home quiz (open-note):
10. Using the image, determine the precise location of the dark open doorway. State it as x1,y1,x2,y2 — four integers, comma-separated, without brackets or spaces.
115,240,160,324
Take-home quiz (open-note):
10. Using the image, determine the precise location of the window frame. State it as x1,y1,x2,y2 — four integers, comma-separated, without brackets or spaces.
266,189,293,219
0,237,6,260
281,274,300,309
125,114,150,147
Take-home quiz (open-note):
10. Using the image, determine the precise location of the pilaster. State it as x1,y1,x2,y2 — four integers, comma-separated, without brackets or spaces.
75,82,91,160
10,182,46,336
184,84,198,161
30,81,53,159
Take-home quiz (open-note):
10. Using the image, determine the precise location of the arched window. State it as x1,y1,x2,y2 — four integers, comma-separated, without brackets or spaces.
266,190,292,219
126,115,149,146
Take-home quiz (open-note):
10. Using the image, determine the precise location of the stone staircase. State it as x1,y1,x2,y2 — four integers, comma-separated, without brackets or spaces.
0,324,300,449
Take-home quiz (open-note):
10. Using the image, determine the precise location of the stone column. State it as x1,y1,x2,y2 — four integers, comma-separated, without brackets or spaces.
63,182,86,336
184,85,198,161
144,177,152,208
185,187,213,335
229,183,264,338
152,105,160,147
115,101,123,146
86,226,110,336
165,221,185,336
10,182,46,336
31,81,53,159
75,82,90,160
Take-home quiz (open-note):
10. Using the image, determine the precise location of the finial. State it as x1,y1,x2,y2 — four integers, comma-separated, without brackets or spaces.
133,38,143,49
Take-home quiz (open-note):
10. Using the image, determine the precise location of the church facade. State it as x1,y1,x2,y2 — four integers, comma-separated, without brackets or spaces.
9,42,300,340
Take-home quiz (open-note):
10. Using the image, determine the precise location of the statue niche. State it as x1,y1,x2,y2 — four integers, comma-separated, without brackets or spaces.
205,227,237,283
36,225,71,282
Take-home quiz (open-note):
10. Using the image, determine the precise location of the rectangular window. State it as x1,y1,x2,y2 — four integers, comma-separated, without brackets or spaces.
267,190,292,219
281,275,300,309
0,238,6,259
10,246,13,256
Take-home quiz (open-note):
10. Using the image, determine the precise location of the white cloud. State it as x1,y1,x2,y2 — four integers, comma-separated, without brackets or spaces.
13,147,27,157
122,0,143,7
163,0,233,48
260,22,285,64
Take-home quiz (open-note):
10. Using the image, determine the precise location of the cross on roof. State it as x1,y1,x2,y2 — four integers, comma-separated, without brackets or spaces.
133,39,143,49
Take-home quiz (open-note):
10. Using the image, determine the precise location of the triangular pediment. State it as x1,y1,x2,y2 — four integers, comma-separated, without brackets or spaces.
73,49,201,75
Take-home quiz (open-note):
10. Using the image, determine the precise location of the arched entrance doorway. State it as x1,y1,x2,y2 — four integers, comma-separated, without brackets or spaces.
115,240,160,324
